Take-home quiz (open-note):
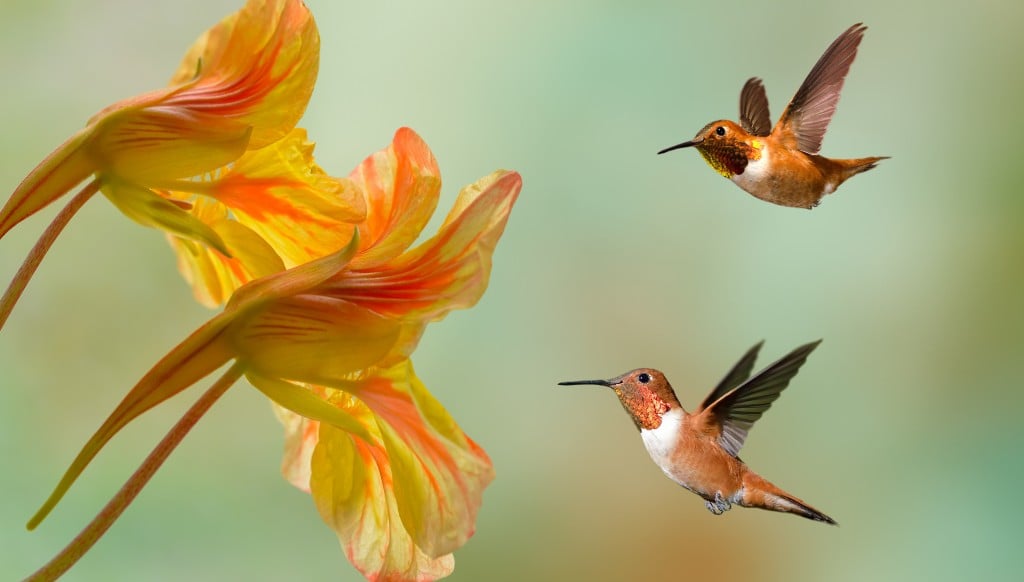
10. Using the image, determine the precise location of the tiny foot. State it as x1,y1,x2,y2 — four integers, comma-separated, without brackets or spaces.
704,491,732,515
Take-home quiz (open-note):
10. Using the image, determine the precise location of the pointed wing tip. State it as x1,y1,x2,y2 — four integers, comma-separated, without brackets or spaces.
779,24,872,154
838,23,868,43
791,339,823,359
743,339,766,362
835,23,868,55
739,78,773,136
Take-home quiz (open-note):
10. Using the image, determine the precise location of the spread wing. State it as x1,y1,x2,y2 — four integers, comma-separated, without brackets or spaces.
775,23,867,154
700,340,822,458
739,79,772,136
699,341,763,412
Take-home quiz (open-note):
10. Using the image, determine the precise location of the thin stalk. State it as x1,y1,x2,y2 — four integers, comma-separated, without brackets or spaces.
0,179,100,332
24,361,244,582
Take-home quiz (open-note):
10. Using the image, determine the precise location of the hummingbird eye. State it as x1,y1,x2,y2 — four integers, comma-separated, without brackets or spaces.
715,126,726,136
637,372,651,384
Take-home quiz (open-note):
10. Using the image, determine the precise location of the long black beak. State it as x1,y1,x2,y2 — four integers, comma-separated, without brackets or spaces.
558,378,615,387
657,139,700,155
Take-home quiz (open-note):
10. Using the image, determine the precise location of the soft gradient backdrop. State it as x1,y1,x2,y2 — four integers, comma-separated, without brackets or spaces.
2,0,1021,580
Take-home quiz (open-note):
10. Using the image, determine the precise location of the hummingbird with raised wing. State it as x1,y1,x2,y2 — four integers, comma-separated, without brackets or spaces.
559,340,836,524
658,23,887,209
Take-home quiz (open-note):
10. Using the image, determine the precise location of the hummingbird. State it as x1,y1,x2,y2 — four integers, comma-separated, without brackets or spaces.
559,340,836,524
658,23,887,209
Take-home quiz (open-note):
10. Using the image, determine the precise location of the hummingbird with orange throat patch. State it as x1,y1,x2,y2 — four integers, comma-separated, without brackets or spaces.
559,340,836,524
658,23,887,209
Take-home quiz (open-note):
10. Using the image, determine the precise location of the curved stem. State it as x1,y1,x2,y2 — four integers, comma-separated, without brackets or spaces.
0,179,100,332
24,361,245,582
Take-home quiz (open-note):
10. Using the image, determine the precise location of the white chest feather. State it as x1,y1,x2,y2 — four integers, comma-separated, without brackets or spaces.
730,142,770,192
640,408,683,466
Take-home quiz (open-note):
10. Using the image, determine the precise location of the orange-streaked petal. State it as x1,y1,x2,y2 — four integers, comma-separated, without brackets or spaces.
349,127,441,268
167,0,319,149
224,227,359,311
353,360,493,557
168,198,286,308
92,107,253,185
328,170,522,321
314,425,456,581
275,403,317,492
0,128,93,239
28,312,236,529
205,128,364,267
101,180,231,256
228,295,401,385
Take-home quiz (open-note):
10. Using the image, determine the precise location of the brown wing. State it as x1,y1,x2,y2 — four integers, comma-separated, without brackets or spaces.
700,340,822,458
775,23,867,154
739,79,772,136
699,341,764,412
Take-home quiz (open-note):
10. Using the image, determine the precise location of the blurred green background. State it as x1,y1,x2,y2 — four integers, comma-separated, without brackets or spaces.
2,0,1022,580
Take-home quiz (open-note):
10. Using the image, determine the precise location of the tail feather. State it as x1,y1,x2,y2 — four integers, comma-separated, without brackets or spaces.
840,155,888,179
742,472,838,525
771,493,838,525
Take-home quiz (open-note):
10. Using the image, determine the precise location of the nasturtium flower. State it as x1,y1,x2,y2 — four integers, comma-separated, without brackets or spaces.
0,0,326,330
26,128,520,581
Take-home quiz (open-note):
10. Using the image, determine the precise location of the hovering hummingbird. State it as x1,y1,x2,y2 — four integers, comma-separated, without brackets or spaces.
658,23,887,209
559,340,836,524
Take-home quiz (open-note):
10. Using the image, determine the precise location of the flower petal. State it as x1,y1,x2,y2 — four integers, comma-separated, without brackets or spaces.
300,387,457,581
328,170,521,321
248,375,373,443
229,295,402,385
92,107,253,185
167,0,319,149
0,128,93,239
224,227,359,311
167,198,286,308
349,127,441,268
316,427,456,582
205,128,364,267
102,180,231,256
275,403,317,492
273,359,492,580
353,360,494,557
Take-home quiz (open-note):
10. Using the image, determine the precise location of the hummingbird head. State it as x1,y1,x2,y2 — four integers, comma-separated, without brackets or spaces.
658,120,761,179
559,368,681,431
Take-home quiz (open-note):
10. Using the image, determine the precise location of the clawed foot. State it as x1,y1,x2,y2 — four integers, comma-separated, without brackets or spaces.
704,491,732,515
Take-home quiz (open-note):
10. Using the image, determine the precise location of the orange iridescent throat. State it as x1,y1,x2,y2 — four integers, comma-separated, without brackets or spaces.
697,140,761,178
614,385,670,431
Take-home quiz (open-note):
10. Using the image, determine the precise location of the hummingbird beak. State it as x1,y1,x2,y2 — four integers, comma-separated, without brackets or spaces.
657,138,701,155
558,378,619,388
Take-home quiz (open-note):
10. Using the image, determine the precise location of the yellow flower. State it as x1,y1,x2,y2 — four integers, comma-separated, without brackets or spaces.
0,0,330,330
26,128,520,581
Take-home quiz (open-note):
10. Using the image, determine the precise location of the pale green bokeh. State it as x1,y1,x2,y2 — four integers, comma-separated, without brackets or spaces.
1,0,1022,580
